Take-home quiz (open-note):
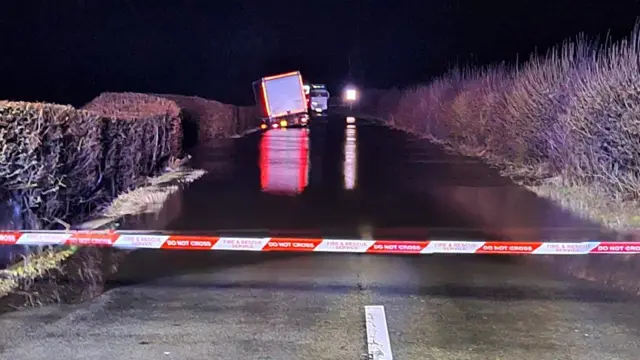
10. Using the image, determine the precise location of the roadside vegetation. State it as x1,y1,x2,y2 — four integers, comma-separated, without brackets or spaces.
361,24,640,233
0,164,204,309
355,23,640,294
0,93,255,310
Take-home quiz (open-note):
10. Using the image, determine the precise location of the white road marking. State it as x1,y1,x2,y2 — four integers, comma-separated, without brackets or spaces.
364,305,393,360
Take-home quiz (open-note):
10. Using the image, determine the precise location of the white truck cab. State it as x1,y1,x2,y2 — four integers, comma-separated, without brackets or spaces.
309,84,330,115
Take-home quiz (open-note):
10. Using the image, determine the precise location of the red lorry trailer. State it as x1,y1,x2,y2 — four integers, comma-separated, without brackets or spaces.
253,71,309,130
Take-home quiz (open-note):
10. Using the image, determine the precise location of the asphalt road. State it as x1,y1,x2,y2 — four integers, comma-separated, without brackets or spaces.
1,114,639,359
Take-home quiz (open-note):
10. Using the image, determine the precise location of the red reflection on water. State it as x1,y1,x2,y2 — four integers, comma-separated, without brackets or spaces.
259,128,309,195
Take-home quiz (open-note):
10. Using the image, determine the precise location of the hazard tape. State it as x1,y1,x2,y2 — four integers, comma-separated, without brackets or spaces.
0,231,639,254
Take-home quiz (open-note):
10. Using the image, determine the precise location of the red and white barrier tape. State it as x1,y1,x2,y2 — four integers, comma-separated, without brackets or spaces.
0,231,639,255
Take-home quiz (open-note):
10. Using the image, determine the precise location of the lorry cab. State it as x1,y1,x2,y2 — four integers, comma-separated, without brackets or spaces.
309,84,330,115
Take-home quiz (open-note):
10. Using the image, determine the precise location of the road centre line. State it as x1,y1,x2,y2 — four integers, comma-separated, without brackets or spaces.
364,305,393,360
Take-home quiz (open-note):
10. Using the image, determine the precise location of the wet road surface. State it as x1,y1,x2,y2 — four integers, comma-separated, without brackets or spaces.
163,118,495,238
120,113,615,240
1,115,639,359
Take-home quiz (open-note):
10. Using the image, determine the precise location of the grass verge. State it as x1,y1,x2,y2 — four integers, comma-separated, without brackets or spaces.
526,178,640,233
0,247,76,299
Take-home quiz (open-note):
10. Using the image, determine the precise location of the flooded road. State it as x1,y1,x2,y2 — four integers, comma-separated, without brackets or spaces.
123,115,611,240
2,115,639,360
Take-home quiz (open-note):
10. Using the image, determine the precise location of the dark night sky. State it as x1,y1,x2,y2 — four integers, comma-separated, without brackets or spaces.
1,0,639,106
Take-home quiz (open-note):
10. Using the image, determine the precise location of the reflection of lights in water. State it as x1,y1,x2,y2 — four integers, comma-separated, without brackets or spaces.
343,126,357,190
259,128,310,195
